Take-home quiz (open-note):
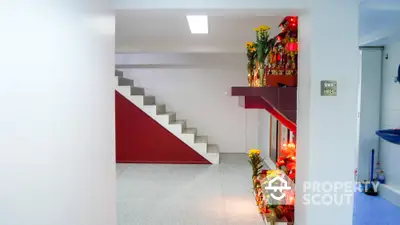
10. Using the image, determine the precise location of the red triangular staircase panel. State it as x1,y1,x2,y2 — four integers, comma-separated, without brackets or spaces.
115,91,210,164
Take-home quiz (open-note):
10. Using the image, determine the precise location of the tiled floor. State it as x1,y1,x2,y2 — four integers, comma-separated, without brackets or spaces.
353,191,400,225
117,154,400,225
117,154,265,225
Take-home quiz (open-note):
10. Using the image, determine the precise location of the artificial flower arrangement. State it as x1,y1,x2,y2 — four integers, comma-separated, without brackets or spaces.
246,17,299,87
248,149,263,184
248,144,296,225
253,25,277,87
246,42,257,86
248,149,265,212
245,25,277,87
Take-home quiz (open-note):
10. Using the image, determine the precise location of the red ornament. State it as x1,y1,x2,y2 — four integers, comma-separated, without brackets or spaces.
276,160,285,167
286,40,298,52
287,162,296,170
289,171,296,180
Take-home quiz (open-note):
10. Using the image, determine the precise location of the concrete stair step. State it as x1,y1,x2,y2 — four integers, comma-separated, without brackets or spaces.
115,70,123,77
163,112,176,123
195,136,208,143
156,104,166,114
118,77,133,86
207,144,219,154
143,96,155,105
183,128,197,135
131,87,145,95
172,120,186,128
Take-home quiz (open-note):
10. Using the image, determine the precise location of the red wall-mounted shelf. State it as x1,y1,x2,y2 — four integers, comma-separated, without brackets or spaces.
231,87,297,133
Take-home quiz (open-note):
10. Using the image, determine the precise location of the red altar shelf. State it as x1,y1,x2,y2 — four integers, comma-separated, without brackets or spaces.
231,87,297,133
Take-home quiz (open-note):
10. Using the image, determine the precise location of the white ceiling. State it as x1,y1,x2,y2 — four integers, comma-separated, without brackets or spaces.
359,6,400,46
116,10,284,53
116,3,400,53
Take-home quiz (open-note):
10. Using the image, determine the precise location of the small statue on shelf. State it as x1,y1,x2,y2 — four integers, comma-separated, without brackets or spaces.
276,43,285,75
285,53,293,76
270,47,278,75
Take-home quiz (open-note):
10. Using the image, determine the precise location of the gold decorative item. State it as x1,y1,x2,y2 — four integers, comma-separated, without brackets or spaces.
246,42,256,86
258,62,265,87
248,73,253,86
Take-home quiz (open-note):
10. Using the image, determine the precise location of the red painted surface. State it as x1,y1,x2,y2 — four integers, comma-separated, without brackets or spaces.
241,96,296,133
115,91,210,164
232,87,297,133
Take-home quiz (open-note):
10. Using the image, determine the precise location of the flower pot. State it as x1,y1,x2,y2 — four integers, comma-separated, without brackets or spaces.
266,75,297,87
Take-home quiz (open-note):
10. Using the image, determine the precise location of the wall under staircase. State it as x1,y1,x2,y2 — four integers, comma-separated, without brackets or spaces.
115,70,219,164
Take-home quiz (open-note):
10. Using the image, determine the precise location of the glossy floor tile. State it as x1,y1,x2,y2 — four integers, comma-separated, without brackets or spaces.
117,154,265,225
353,191,400,225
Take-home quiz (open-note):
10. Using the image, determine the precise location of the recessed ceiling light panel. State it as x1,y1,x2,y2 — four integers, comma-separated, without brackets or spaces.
186,15,208,34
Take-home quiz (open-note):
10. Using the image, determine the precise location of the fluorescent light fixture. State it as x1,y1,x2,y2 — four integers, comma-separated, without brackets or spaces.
186,15,208,34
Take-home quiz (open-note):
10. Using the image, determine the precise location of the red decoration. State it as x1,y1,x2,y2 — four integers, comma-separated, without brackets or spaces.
276,142,296,182
115,91,211,164
265,16,298,87
286,40,298,52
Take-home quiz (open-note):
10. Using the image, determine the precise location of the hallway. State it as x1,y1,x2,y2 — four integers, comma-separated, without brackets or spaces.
117,154,264,225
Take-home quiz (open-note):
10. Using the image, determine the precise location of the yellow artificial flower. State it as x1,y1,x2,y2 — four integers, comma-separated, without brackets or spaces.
253,27,260,32
266,169,280,177
249,47,256,52
248,149,261,156
246,41,254,49
258,25,271,31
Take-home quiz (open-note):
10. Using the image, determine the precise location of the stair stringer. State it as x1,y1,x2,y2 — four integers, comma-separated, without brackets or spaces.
114,71,219,164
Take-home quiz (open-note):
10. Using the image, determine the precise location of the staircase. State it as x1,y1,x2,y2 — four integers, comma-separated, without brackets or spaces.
231,86,297,133
115,70,220,164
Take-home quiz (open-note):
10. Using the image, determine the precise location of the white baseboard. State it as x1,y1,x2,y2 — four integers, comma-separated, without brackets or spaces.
379,184,400,207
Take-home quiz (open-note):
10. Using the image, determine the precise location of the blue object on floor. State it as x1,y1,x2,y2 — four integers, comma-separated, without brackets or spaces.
396,64,400,83
370,149,374,183
353,192,400,225
376,129,400,145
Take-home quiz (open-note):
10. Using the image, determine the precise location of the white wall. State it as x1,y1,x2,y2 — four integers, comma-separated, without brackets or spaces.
357,48,383,182
379,41,400,205
296,1,360,224
0,2,115,225
246,109,260,152
117,53,258,153
257,110,277,169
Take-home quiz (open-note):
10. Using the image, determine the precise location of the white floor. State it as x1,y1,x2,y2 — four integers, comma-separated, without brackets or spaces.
117,154,265,225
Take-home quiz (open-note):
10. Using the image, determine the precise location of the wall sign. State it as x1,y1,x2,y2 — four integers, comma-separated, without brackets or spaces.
321,80,337,96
